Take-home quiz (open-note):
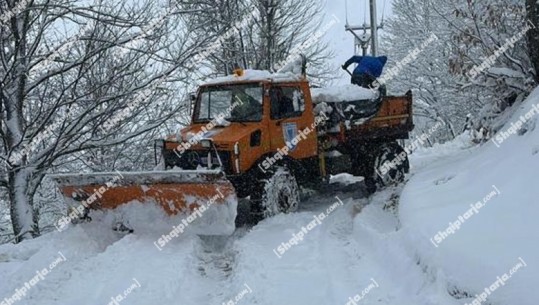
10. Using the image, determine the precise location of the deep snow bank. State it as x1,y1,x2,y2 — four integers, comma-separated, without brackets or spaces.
400,88,539,304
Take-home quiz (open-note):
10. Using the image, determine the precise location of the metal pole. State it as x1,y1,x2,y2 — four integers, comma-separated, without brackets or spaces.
362,36,369,56
370,0,378,56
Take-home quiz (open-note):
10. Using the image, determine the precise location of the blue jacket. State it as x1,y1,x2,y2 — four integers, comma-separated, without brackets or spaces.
344,55,387,78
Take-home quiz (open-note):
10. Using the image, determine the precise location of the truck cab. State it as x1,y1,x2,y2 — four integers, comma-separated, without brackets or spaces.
160,75,322,197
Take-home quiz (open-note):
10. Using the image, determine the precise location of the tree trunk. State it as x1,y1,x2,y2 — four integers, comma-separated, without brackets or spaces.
5,5,36,242
8,168,39,242
261,0,275,70
526,0,539,82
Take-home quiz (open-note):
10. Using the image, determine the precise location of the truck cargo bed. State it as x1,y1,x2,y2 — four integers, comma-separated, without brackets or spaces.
316,90,413,142
347,90,414,140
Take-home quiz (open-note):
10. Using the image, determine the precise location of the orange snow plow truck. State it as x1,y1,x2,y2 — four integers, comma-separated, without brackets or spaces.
52,68,413,234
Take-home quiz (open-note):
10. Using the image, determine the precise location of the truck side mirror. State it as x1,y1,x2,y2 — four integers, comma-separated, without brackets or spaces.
188,93,196,116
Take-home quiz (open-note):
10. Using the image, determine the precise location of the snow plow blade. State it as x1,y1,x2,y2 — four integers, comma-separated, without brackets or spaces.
51,170,238,234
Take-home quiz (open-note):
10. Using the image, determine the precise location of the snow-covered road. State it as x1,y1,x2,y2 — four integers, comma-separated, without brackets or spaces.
0,177,461,305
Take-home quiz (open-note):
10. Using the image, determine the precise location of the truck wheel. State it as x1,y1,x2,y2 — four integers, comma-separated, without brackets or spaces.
250,166,300,220
351,145,377,194
373,142,408,187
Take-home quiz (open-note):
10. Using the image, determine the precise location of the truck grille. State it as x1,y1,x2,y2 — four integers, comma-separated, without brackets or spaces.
164,149,232,173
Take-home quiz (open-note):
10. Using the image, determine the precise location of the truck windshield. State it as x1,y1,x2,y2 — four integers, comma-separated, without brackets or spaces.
195,84,263,122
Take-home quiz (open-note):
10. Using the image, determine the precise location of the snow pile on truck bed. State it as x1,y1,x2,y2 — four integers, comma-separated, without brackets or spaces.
311,84,376,104
399,87,539,305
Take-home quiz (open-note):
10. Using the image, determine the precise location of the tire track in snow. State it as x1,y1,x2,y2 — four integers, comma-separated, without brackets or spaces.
317,197,367,303
348,186,462,305
221,183,368,305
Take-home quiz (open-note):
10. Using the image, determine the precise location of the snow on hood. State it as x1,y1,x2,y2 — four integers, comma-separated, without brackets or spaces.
180,123,261,144
202,69,302,85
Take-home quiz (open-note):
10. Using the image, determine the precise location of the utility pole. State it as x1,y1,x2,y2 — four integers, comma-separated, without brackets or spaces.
345,0,383,56
370,0,378,56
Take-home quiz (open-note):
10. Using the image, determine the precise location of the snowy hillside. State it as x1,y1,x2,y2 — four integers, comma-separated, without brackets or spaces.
399,87,539,305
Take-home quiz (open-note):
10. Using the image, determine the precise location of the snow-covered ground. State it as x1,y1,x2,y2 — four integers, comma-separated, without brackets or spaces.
1,90,538,305
0,181,457,305
399,88,539,305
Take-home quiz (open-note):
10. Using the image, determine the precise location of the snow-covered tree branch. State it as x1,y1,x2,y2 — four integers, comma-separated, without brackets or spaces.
0,0,219,242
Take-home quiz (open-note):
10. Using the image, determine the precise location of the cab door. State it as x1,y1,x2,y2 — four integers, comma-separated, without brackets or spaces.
268,83,318,160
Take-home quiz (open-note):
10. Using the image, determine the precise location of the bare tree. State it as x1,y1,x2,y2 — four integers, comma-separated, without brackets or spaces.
383,0,537,144
181,0,334,82
382,0,471,141
250,0,335,82
0,0,215,242
526,0,539,82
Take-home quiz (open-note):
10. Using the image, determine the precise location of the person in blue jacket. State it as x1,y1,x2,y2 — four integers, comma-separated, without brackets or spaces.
342,55,387,88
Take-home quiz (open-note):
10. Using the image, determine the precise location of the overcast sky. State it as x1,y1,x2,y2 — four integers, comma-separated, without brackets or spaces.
322,0,393,84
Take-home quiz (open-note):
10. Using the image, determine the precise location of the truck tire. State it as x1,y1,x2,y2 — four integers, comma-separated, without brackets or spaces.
373,142,408,188
250,165,300,220
350,144,377,194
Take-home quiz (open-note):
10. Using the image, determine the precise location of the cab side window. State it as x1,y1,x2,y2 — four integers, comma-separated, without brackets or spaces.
270,87,305,120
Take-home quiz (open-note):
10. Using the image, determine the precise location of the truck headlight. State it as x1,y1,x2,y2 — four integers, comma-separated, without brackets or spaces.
234,142,240,173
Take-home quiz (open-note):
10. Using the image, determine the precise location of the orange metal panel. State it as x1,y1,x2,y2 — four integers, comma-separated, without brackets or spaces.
59,183,235,215
266,81,319,159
